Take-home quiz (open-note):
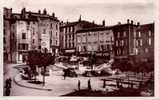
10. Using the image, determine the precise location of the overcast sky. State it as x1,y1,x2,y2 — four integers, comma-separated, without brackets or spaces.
2,0,155,25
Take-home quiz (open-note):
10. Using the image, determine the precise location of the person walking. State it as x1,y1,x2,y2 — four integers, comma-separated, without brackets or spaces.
5,78,12,96
78,80,81,91
88,79,92,91
63,69,66,80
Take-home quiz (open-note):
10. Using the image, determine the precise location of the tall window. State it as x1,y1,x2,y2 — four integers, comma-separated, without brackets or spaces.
138,32,141,37
140,39,143,46
50,31,52,37
149,38,151,45
56,40,58,45
22,33,26,39
116,40,118,46
56,24,58,30
63,28,65,33
134,31,136,38
56,32,58,37
123,31,126,37
136,40,138,47
148,31,151,37
32,39,35,44
121,40,124,46
43,29,46,34
50,23,53,29
117,32,120,38
18,43,28,50
145,48,149,53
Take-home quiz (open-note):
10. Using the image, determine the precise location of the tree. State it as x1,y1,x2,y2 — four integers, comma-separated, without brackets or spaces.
27,50,54,85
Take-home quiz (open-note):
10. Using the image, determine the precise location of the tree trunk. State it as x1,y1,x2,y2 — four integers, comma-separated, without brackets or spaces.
43,66,46,86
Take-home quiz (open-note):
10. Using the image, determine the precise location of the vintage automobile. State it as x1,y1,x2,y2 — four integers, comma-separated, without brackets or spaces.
64,68,78,77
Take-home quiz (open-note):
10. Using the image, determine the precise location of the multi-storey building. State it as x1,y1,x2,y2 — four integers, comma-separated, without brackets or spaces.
113,20,135,60
76,19,154,63
76,26,114,59
3,7,17,63
60,17,101,55
113,20,154,63
133,23,154,62
3,7,60,63
4,7,11,62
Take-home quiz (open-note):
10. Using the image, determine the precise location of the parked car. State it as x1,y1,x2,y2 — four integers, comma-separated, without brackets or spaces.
64,68,77,77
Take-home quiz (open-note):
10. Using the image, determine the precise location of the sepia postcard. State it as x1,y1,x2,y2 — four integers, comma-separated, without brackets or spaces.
1,0,159,100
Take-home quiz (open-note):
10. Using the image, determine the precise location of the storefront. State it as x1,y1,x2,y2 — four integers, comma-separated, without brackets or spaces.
63,49,76,56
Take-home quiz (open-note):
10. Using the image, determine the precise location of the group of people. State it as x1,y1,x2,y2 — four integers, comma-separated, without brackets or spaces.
5,78,12,96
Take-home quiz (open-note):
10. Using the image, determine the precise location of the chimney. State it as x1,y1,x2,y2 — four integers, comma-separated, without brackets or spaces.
79,15,81,22
92,20,95,24
38,10,41,14
52,12,55,17
137,22,140,26
118,21,121,25
102,20,105,26
21,8,26,14
43,8,47,15
131,20,133,24
127,19,130,24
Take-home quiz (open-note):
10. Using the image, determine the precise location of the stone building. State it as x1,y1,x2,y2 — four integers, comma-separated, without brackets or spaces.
3,7,60,63
60,17,101,55
113,20,154,63
76,19,154,64
3,7,17,63
76,26,114,60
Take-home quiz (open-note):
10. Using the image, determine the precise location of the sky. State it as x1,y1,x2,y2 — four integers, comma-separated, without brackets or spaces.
2,0,155,25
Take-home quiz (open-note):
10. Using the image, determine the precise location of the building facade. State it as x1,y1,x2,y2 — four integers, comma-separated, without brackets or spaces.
4,7,12,62
3,7,17,63
60,18,101,55
133,23,154,62
76,27,114,59
3,7,60,63
113,20,154,63
76,19,154,63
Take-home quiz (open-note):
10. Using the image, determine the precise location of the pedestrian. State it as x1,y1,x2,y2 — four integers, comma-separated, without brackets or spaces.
130,81,133,88
63,69,66,80
103,80,106,88
88,79,92,91
78,80,81,91
5,78,12,96
116,79,120,88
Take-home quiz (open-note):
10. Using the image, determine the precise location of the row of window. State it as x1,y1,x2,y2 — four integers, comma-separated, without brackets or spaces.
18,43,28,50
134,48,150,55
134,38,152,47
78,45,112,52
116,49,127,56
77,36,113,43
116,40,127,47
40,23,58,29
65,42,74,48
117,31,127,38
63,26,75,33
134,31,152,38
50,31,58,37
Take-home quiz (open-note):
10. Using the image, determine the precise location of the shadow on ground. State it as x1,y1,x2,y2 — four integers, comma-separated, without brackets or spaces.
63,88,143,96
